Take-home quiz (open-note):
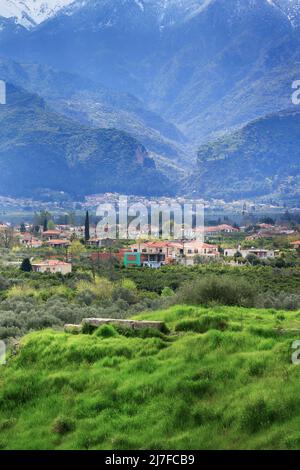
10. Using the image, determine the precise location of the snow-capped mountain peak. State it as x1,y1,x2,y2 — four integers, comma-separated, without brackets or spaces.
58,0,215,28
0,0,75,29
0,0,294,32
268,0,300,27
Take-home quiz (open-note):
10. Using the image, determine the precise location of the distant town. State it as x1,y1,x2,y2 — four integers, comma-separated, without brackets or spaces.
0,192,298,274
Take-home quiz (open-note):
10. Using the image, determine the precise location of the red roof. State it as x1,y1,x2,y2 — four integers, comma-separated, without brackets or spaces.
204,224,239,232
202,243,218,249
139,241,182,248
32,260,71,267
46,239,70,245
21,232,33,240
43,230,61,234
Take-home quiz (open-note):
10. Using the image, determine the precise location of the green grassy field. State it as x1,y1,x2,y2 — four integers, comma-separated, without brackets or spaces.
1,305,300,450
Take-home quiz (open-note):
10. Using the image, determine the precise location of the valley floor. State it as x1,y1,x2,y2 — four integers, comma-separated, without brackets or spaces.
1,305,300,450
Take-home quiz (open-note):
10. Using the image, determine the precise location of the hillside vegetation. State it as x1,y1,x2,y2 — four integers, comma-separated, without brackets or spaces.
1,263,300,341
189,109,300,202
0,84,171,199
1,305,300,450
0,57,187,166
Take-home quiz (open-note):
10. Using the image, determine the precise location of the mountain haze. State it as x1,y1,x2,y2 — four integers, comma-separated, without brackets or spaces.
0,0,296,140
188,108,300,203
0,57,188,169
0,0,298,201
0,84,172,199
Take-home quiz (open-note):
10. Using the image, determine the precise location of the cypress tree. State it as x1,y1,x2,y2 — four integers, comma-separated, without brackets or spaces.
85,211,90,242
20,258,32,272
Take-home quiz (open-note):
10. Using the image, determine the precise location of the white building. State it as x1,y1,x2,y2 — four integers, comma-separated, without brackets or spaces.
32,260,72,274
224,248,278,259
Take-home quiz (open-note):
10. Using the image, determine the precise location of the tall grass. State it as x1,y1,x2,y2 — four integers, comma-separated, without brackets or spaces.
0,305,300,449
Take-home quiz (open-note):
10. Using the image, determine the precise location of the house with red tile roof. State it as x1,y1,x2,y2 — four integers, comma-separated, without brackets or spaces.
32,260,72,275
204,224,239,235
291,241,300,249
19,233,43,248
42,230,63,240
130,240,219,266
184,241,219,264
46,239,70,248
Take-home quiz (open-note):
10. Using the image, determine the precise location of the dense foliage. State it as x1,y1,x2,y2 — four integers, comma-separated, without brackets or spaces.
0,260,300,341
121,264,300,296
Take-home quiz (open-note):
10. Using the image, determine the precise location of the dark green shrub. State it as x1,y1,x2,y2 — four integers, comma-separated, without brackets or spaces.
94,324,118,338
112,287,138,305
161,287,174,297
177,276,256,307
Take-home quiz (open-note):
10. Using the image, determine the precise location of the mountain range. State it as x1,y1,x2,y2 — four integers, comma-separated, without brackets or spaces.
0,0,299,202
0,83,171,199
0,57,189,174
187,107,300,203
0,1,74,28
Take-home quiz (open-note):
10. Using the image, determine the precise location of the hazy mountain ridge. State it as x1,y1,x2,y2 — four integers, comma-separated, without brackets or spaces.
0,83,172,199
187,108,300,202
1,0,294,137
0,56,190,168
0,0,299,201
